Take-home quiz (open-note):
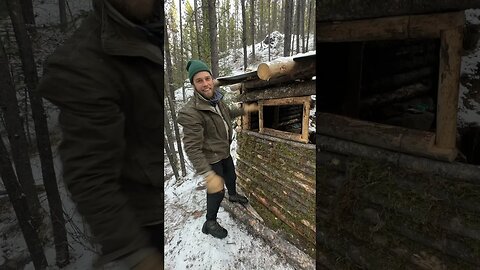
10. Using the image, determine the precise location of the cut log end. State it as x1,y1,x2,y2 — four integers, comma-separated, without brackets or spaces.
257,63,272,81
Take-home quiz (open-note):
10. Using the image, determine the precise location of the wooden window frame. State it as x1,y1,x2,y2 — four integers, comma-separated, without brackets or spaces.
257,96,311,143
317,11,464,157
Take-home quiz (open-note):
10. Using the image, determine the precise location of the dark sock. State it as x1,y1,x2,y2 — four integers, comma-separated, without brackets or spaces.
206,190,224,220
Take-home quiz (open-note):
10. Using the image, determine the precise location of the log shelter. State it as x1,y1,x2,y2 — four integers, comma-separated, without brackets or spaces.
225,53,317,259
317,1,480,269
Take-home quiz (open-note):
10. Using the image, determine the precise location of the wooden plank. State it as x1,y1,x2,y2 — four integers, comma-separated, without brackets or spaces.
317,134,480,184
317,0,480,22
241,130,316,150
237,80,315,102
317,12,465,42
317,112,457,161
262,128,307,143
302,97,311,142
435,26,463,150
317,16,409,42
242,113,251,130
261,96,311,106
409,11,465,38
258,103,264,133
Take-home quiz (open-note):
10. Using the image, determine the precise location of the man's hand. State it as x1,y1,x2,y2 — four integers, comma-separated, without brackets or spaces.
243,103,259,112
204,171,224,194
133,253,163,270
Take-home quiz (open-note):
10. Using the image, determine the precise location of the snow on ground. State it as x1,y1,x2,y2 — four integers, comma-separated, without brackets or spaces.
164,170,294,270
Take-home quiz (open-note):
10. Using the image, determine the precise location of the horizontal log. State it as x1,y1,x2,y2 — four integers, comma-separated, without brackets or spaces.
322,212,475,269
236,159,315,209
239,130,316,159
245,180,315,234
236,171,314,218
318,12,465,41
317,151,348,172
257,55,316,81
360,83,430,108
319,0,473,21
261,128,306,143
237,155,315,200
317,134,480,184
243,143,316,178
221,200,315,270
250,190,315,244
260,96,311,106
368,67,433,91
237,80,316,102
355,203,480,243
318,113,457,161
214,70,258,86
392,223,479,265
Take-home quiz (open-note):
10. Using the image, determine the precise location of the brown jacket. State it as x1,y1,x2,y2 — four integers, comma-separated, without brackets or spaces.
37,0,163,265
178,91,243,175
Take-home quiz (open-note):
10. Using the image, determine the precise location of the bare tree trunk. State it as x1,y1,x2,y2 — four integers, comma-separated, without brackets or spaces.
268,0,271,61
164,136,180,182
283,0,293,56
194,0,202,60
179,0,186,101
0,36,43,231
59,0,67,32
0,136,47,270
164,106,178,170
19,0,35,27
163,29,186,176
300,0,305,53
164,87,186,177
208,0,219,77
241,0,248,70
259,0,264,41
271,0,278,33
295,0,300,54
24,88,32,145
6,0,70,265
305,0,313,51
249,0,255,61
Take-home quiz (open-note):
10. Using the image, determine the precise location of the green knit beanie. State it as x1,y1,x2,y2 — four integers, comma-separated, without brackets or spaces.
186,59,212,83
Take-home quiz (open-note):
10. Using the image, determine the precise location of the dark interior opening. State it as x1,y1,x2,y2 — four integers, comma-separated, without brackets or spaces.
263,105,303,134
317,39,440,132
250,111,259,131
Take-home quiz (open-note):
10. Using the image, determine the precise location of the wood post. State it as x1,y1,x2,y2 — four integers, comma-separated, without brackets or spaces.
435,26,464,150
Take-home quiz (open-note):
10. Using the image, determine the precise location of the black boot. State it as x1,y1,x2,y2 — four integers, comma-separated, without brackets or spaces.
229,194,248,204
202,220,228,239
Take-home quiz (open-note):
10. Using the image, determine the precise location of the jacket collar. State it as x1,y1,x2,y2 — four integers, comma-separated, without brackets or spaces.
93,0,163,64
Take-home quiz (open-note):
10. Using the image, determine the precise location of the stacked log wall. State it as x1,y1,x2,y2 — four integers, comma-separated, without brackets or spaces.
237,130,316,257
317,135,480,269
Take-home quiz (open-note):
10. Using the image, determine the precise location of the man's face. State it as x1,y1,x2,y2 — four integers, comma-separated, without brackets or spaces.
109,0,160,23
193,71,215,99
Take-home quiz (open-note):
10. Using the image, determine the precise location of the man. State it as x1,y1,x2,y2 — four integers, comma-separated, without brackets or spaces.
37,0,163,269
178,60,255,239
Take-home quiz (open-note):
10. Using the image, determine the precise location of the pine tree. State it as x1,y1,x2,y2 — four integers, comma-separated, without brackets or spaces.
283,0,293,56
249,0,255,61
208,0,219,77
6,0,70,265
